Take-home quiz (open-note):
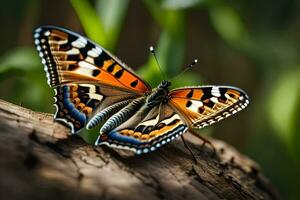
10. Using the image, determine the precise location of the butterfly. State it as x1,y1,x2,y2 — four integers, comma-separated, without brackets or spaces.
33,25,249,155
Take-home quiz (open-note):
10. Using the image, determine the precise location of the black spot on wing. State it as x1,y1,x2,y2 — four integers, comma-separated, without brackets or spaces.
168,119,180,126
144,126,154,134
219,88,228,102
198,106,205,114
78,85,90,93
68,64,79,71
200,87,213,101
68,34,78,43
186,89,193,98
203,100,215,108
219,88,228,96
130,80,138,88
135,125,146,132
229,93,236,98
67,54,81,61
114,69,124,79
52,36,61,41
107,63,115,73
92,69,101,77
59,34,77,51
154,123,165,130
186,100,192,107
59,43,72,51
94,52,111,67
79,42,95,58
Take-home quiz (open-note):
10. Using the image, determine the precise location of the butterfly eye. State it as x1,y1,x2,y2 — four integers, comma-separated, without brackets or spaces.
161,80,171,88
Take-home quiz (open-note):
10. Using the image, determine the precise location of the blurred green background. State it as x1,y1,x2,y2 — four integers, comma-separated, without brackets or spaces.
1,0,300,199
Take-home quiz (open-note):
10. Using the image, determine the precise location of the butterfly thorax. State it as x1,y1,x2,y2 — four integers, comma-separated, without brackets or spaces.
146,80,171,107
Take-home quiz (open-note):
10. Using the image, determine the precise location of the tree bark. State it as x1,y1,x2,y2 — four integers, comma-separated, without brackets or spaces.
0,99,280,200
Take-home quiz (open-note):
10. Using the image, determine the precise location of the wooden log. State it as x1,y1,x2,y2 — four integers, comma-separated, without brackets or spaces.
0,99,280,200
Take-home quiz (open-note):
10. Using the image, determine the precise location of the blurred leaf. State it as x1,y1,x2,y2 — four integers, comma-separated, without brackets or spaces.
268,68,300,155
96,0,130,50
156,30,185,76
0,46,53,112
171,72,200,88
71,0,129,51
141,1,186,85
138,30,186,86
19,76,53,111
143,0,184,34
161,0,204,9
0,46,40,73
70,0,106,46
292,92,300,162
138,57,162,87
209,5,250,46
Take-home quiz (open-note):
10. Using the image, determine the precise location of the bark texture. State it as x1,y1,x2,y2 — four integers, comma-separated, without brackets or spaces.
0,99,280,200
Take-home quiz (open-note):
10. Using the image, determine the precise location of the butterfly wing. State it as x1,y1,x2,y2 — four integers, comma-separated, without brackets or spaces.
34,26,151,93
168,86,249,128
94,85,249,154
54,83,138,133
96,103,188,154
34,26,151,133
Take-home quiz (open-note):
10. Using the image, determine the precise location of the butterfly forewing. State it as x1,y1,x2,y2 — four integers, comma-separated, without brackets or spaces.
169,86,249,128
34,26,151,94
34,26,151,133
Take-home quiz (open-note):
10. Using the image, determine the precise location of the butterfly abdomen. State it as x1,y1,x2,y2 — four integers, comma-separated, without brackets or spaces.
100,98,145,134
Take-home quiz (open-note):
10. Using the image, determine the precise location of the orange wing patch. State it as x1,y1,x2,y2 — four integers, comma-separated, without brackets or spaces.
169,88,204,100
34,26,151,94
117,117,184,142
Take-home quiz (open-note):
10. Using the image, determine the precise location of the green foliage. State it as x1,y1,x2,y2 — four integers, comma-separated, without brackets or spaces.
0,47,53,111
95,0,130,50
0,47,39,73
160,0,204,9
141,0,199,87
268,69,300,159
70,0,129,51
209,5,251,47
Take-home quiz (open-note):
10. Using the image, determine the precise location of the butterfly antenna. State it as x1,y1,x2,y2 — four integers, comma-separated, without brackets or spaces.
171,59,198,81
149,46,166,79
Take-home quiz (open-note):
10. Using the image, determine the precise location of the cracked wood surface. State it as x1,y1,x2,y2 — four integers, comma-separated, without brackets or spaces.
0,99,280,200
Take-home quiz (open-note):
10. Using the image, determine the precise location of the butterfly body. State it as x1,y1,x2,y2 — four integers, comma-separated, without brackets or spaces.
34,26,249,154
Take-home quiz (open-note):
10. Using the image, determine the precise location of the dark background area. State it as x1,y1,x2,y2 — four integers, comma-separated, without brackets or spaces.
0,0,300,199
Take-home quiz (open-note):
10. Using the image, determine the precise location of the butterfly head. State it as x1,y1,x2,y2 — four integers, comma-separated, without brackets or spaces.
146,80,171,107
158,80,171,89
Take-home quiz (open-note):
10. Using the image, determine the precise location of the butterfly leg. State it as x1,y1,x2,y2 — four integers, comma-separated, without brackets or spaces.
181,135,198,164
188,129,216,157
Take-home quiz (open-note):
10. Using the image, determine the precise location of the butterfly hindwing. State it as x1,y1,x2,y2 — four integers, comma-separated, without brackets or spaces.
34,26,151,94
54,83,138,133
169,86,249,128
96,104,188,154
